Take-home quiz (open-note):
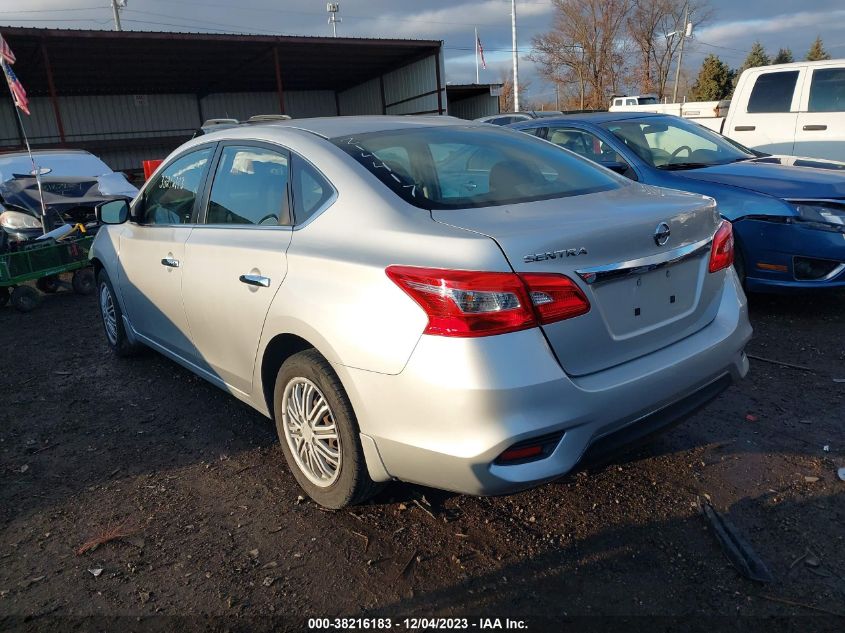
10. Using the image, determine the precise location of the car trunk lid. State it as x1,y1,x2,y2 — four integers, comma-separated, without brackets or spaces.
432,184,725,376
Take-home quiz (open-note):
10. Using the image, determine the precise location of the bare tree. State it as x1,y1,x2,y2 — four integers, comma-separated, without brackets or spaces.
627,0,712,100
530,0,630,110
498,70,530,112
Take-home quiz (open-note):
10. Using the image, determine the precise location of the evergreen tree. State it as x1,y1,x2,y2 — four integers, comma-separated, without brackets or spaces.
806,37,831,61
734,41,769,87
691,54,733,100
772,48,794,64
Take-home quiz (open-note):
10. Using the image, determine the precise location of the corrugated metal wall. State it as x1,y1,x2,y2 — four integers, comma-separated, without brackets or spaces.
200,91,336,120
338,78,381,115
338,53,445,116
448,94,500,120
384,54,446,115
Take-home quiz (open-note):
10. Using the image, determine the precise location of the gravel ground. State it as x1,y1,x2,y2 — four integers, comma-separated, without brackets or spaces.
0,284,843,631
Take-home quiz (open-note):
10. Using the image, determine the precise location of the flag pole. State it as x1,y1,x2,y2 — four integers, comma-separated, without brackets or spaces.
2,59,47,234
475,28,479,84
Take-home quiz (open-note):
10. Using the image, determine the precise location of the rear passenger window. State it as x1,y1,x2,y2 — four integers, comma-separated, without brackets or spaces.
206,146,290,226
292,158,334,225
809,68,845,112
521,127,545,137
747,71,799,113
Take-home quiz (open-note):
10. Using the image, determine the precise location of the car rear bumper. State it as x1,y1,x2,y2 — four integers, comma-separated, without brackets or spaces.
338,270,751,496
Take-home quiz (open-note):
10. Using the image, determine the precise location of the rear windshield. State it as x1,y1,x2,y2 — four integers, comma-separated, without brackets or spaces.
331,126,622,210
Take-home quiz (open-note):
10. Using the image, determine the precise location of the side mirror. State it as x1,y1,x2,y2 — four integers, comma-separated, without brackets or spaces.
96,199,130,225
602,161,630,175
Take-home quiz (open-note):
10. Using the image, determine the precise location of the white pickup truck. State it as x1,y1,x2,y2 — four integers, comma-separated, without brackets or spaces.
609,59,845,162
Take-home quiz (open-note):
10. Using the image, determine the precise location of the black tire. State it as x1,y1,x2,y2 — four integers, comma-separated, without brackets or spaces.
72,268,96,296
97,270,141,357
273,349,382,508
10,285,42,313
36,275,61,294
0,287,8,308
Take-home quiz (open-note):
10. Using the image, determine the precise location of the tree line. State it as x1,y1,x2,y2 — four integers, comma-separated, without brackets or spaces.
690,37,832,101
530,0,711,109
527,0,835,110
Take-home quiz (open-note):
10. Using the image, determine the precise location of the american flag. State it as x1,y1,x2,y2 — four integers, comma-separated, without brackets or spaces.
0,34,15,65
2,60,30,115
477,35,487,70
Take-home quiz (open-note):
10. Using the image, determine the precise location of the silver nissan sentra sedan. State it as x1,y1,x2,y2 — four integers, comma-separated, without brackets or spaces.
90,116,751,508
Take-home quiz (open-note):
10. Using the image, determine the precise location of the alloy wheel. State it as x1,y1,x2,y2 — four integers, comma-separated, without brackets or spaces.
281,377,342,487
99,283,118,345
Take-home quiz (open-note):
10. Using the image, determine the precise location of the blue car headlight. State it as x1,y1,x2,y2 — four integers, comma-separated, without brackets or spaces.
789,200,845,232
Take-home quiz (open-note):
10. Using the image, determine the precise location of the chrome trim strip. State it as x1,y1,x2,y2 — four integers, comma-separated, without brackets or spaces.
575,236,713,285
821,263,845,281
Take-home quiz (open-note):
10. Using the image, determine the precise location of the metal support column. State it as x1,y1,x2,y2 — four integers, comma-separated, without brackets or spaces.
41,40,66,144
273,46,286,115
434,51,443,115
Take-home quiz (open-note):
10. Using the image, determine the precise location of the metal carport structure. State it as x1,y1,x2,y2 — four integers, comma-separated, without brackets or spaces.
0,27,446,174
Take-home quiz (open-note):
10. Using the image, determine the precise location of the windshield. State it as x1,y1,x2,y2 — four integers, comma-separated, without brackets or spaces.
332,126,623,210
0,152,113,182
601,117,755,170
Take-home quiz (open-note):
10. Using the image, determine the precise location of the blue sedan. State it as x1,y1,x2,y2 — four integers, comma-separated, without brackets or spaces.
510,113,845,293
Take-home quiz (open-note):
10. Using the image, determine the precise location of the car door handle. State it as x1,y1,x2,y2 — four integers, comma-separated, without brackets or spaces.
160,257,180,268
239,274,271,288
734,125,756,131
803,124,827,131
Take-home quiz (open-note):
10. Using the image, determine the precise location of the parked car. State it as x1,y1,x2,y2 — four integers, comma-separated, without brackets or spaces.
512,112,845,292
609,97,731,133
91,116,751,508
0,149,137,245
475,111,564,126
610,94,660,107
608,59,845,161
192,115,293,138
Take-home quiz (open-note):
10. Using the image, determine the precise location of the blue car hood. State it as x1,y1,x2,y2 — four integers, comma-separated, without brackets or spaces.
672,157,845,200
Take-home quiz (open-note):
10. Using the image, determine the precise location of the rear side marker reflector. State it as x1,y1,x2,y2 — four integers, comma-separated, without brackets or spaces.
498,445,543,462
495,431,565,464
385,266,590,338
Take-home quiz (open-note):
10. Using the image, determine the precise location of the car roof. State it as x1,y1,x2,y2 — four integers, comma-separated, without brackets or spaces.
257,115,479,138
512,111,664,126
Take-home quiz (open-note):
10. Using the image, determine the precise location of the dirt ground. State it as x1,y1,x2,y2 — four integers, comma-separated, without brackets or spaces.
0,283,843,631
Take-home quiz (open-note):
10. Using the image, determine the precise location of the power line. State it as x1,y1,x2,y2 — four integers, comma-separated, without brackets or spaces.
0,6,107,14
150,0,551,30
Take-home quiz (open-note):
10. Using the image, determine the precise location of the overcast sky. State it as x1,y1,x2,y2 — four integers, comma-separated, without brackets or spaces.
2,0,844,102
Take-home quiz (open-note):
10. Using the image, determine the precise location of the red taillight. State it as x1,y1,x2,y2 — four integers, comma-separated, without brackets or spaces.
520,273,591,323
385,266,590,338
709,220,734,273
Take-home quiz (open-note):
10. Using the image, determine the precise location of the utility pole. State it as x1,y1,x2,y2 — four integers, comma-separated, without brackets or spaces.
327,3,341,38
111,0,124,32
578,45,585,110
672,3,691,103
511,0,519,111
